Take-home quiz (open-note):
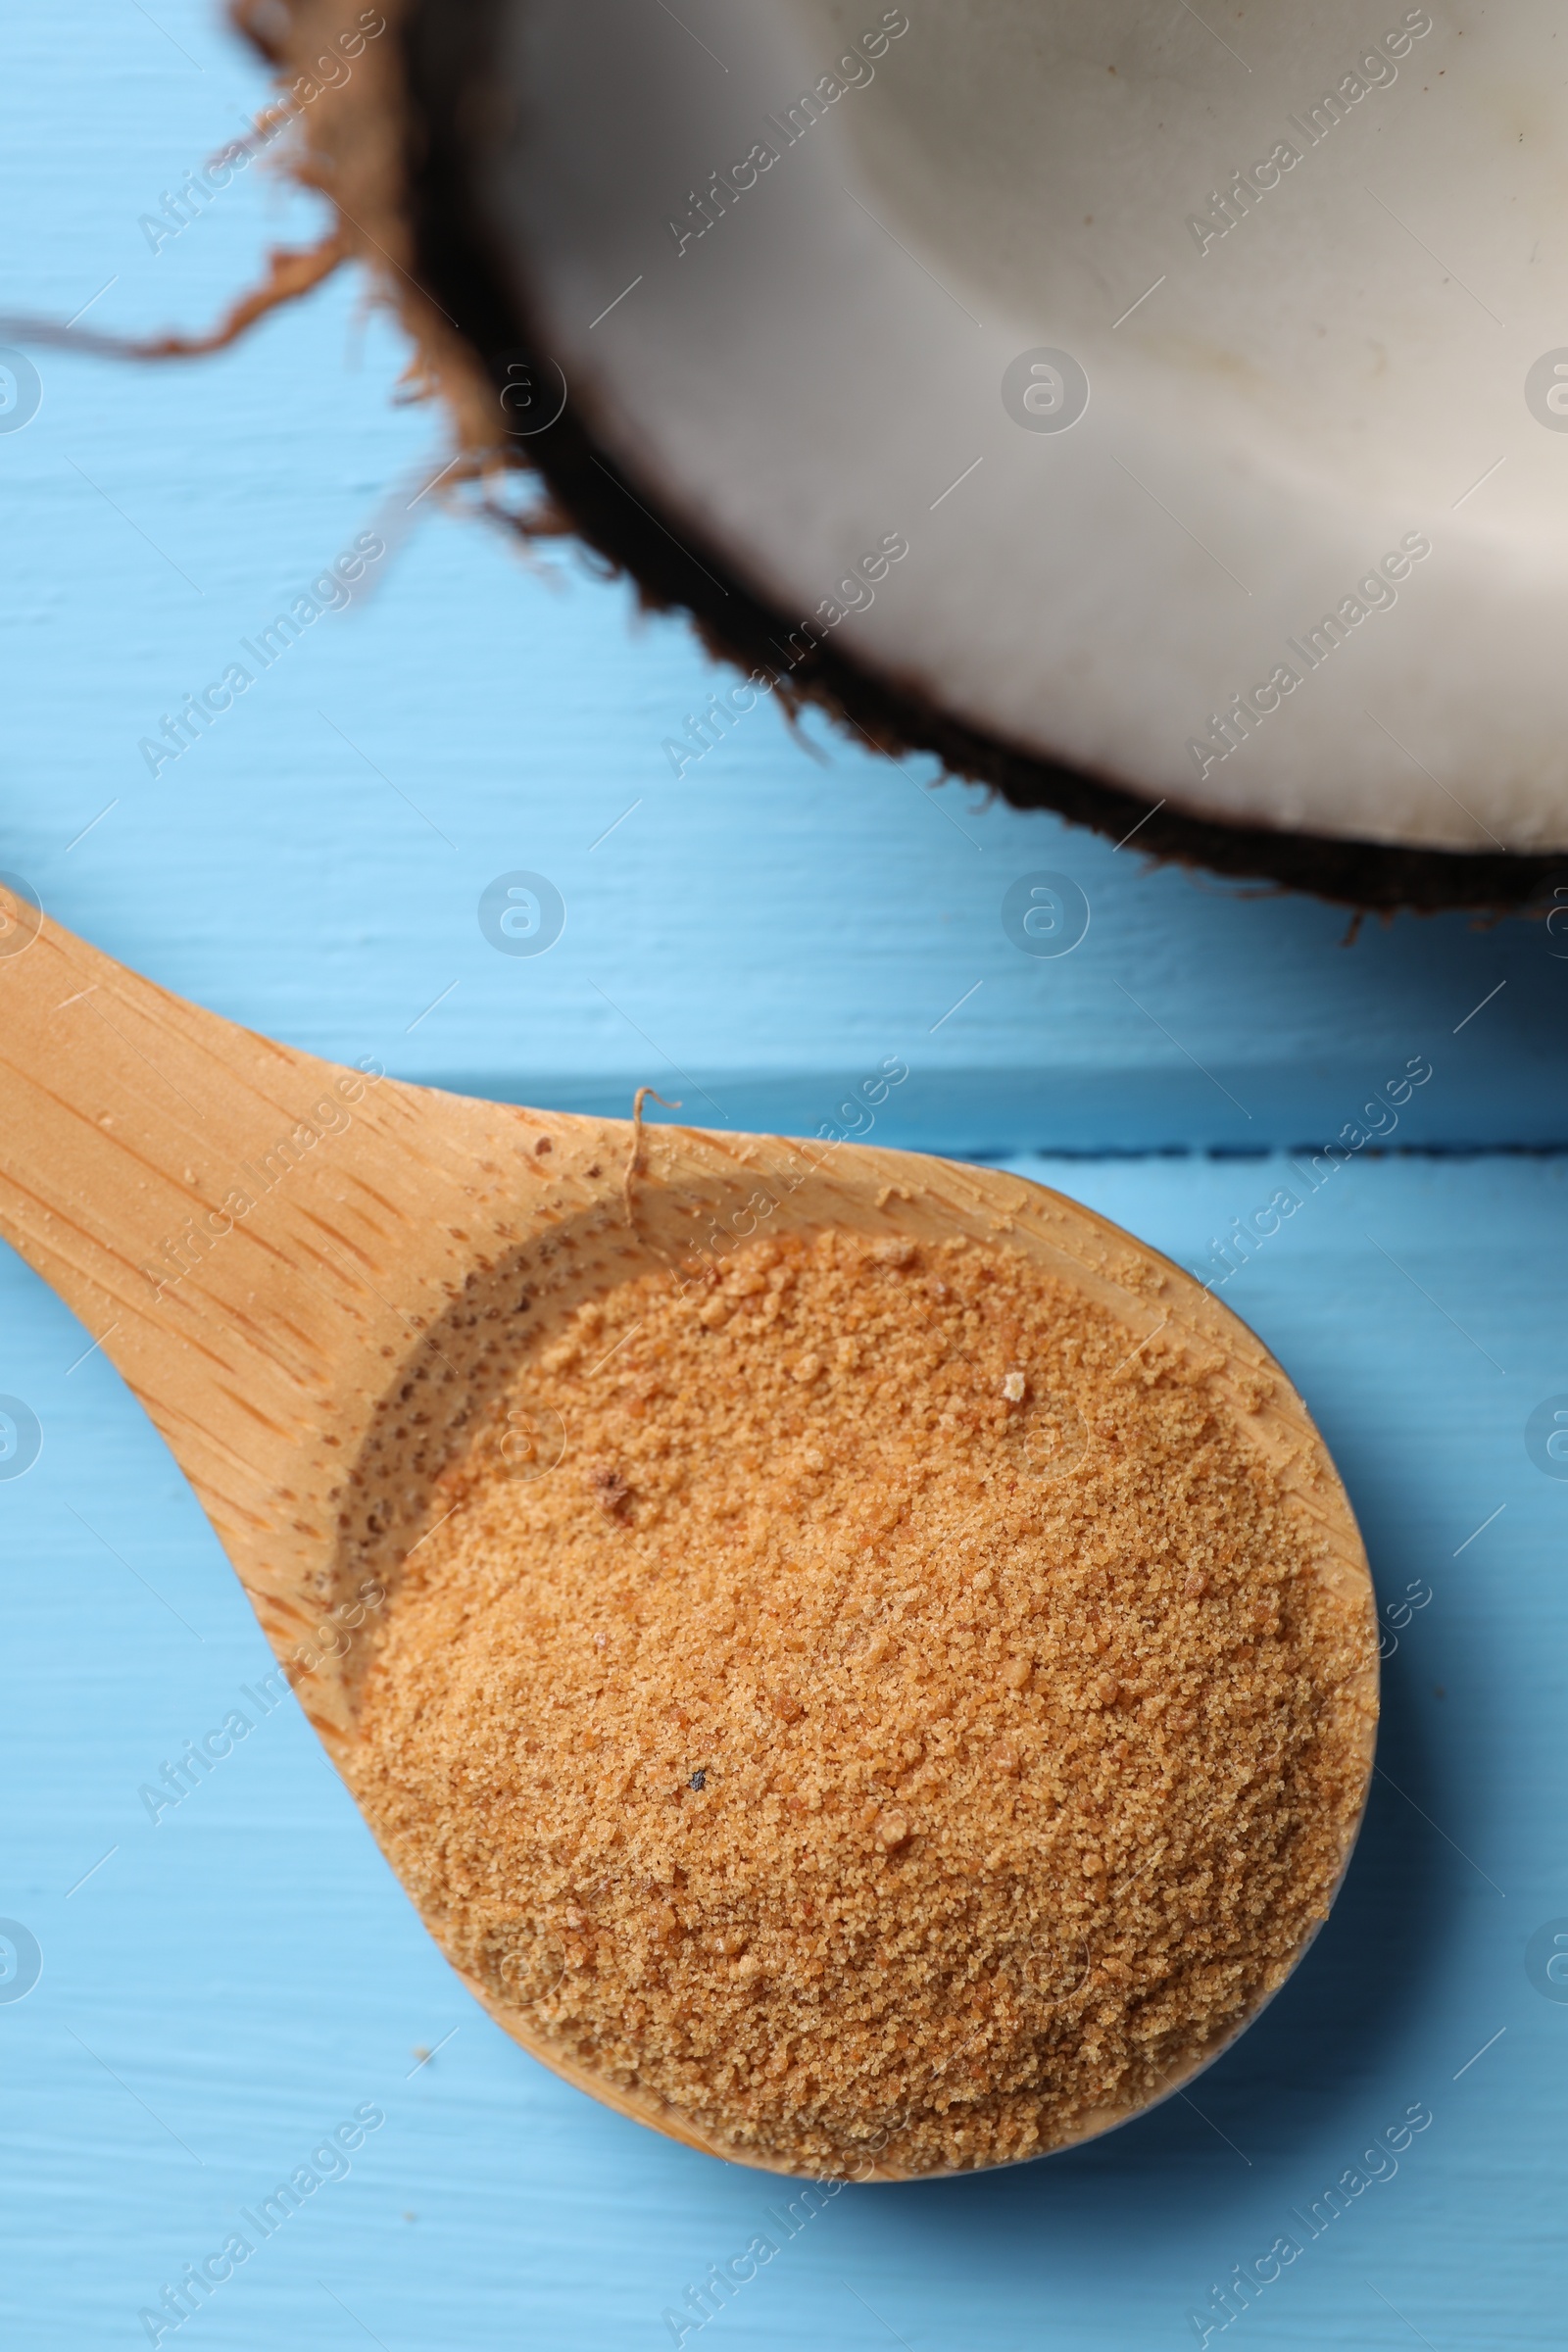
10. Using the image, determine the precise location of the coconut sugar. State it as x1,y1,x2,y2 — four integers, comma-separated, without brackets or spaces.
349,1229,1374,2177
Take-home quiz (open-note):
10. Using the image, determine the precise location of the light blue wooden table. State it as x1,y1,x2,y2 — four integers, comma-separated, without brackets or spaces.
3,8,1565,2347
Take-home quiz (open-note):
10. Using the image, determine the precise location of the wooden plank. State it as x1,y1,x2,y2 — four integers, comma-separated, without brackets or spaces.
3,1152,1563,2348
1,19,1562,1157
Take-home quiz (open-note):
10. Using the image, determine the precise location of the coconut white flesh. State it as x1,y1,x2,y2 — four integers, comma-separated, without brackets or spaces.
485,0,1568,852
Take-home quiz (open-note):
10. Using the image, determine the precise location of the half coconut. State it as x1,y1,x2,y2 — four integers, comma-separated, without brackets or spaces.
239,0,1568,908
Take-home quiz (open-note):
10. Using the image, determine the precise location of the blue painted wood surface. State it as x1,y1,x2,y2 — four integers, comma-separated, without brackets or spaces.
2,7,1566,2349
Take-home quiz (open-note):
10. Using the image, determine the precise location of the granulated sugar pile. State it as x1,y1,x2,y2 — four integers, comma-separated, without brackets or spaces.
349,1230,1373,2176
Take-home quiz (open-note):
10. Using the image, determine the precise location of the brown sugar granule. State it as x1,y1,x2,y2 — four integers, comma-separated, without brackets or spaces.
349,1229,1374,2177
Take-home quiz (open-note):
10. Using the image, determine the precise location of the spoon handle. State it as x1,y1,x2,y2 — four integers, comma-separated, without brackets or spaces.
0,913,328,1345
0,911,537,1724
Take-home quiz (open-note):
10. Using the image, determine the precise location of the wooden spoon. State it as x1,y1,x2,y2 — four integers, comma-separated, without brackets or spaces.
0,908,1377,2174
